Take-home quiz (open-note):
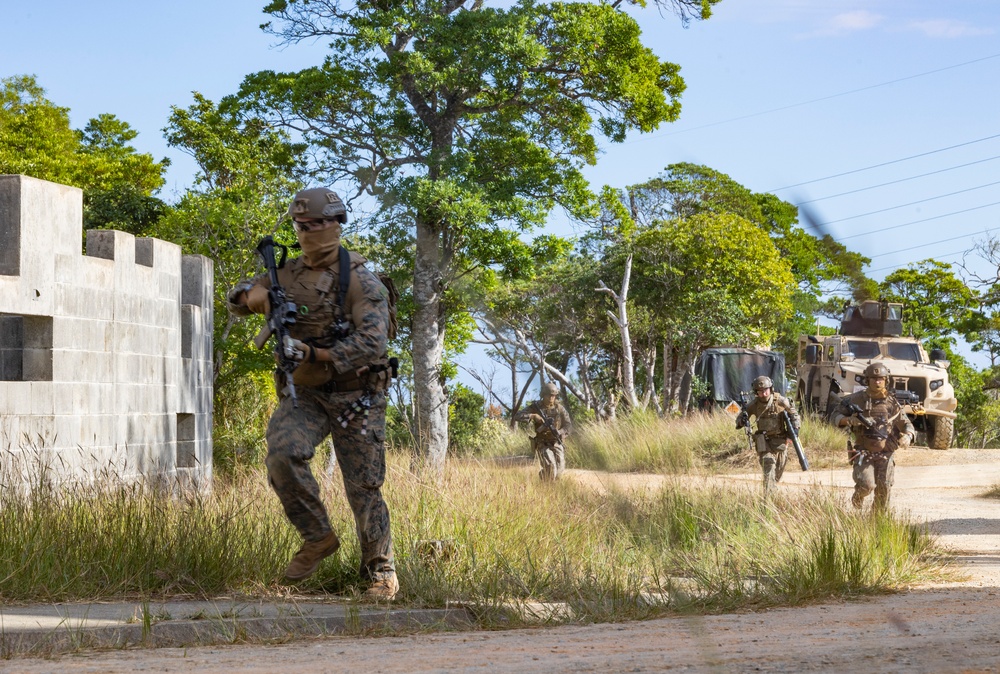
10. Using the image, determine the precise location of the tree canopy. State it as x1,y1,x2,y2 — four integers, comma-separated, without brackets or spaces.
233,0,714,473
0,75,169,234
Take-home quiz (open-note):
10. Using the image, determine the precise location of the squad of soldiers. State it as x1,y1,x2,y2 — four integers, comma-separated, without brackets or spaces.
230,187,923,610
735,362,915,510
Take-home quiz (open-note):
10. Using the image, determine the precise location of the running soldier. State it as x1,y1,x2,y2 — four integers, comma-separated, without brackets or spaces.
514,382,572,481
736,375,801,494
832,362,915,512
228,187,398,600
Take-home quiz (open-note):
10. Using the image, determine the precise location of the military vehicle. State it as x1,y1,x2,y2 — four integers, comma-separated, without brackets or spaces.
796,300,957,449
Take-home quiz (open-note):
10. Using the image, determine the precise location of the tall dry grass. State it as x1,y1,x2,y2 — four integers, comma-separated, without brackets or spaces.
0,448,945,622
567,410,850,474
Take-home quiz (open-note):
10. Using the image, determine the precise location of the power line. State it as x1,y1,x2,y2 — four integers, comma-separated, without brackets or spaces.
835,200,1000,241
820,181,1000,226
641,52,1000,144
796,155,1000,204
770,132,1000,192
869,226,1000,260
867,250,970,275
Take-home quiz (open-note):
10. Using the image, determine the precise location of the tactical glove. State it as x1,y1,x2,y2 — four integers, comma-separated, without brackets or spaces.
246,284,271,315
897,432,913,449
283,337,311,363
736,411,749,428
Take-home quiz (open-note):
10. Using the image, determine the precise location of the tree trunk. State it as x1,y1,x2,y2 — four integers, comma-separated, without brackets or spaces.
677,346,696,415
597,253,640,411
411,217,449,476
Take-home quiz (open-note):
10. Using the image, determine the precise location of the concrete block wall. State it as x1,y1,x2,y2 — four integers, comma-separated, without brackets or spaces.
0,175,214,489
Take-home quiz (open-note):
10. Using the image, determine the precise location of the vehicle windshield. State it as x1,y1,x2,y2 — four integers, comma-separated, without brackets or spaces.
847,340,881,359
887,342,921,361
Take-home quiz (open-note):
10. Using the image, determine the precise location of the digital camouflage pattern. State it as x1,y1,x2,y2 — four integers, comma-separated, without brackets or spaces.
229,248,395,581
738,392,800,494
833,389,915,511
515,399,572,481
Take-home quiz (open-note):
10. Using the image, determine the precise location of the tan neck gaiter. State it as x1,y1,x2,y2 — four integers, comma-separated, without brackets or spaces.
297,223,342,269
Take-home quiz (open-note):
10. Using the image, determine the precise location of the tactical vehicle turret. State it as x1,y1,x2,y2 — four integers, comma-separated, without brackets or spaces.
795,300,957,449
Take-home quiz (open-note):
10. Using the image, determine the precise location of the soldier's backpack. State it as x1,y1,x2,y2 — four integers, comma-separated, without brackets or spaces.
337,246,399,340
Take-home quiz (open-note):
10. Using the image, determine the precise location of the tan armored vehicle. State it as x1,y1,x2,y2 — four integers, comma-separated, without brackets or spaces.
796,300,957,449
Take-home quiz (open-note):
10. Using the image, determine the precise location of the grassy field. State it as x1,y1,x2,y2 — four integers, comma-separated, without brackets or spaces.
0,442,945,624
487,410,854,474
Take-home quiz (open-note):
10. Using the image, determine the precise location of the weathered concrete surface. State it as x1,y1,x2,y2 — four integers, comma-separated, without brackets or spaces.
0,175,213,488
0,597,473,655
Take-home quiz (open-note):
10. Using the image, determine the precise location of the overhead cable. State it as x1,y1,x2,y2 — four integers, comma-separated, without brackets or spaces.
796,155,1000,204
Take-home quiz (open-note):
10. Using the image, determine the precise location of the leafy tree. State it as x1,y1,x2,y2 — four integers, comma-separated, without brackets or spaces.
447,382,486,454
0,75,168,234
878,260,981,348
234,0,716,474
152,93,307,466
628,163,872,362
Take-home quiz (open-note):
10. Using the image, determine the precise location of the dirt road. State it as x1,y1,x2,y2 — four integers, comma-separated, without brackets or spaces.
10,449,1000,673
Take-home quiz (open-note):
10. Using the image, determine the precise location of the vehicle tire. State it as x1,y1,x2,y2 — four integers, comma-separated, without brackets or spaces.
928,416,954,450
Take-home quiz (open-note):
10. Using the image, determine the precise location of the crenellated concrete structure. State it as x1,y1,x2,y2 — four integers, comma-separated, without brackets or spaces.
0,175,213,488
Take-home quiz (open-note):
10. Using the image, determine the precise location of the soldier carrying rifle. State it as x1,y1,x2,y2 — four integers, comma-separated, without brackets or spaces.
736,375,802,495
832,362,915,512
514,382,572,481
228,187,399,601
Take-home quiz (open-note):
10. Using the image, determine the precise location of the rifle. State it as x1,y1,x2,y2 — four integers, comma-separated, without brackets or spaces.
844,402,899,453
536,409,566,444
781,410,809,471
737,393,754,454
252,235,303,407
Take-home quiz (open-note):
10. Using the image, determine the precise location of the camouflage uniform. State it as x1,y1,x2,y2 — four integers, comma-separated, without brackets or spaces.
228,250,395,584
738,391,800,494
832,386,915,512
515,398,572,481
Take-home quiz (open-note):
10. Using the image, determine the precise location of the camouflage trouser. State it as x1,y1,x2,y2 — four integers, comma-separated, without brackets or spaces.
852,451,895,512
265,386,394,581
533,441,566,481
755,434,788,494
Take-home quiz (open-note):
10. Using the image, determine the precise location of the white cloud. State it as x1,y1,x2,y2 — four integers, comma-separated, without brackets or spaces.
828,10,884,32
795,9,885,38
903,19,995,38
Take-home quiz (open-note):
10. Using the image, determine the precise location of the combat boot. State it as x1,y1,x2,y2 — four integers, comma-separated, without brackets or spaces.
361,573,399,602
284,531,340,581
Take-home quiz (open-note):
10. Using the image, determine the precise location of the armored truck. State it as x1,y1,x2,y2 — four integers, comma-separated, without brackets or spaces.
796,300,957,449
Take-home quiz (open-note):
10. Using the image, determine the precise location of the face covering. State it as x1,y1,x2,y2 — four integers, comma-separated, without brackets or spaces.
297,223,341,268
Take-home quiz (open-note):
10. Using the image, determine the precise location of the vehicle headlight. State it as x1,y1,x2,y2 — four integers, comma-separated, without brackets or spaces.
929,379,944,391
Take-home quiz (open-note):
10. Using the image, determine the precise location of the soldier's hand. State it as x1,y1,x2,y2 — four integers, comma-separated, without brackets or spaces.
529,414,543,424
897,432,913,449
246,285,271,315
283,337,311,363
736,411,749,428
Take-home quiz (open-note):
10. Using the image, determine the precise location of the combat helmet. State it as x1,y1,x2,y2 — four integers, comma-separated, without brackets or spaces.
863,362,890,378
751,375,773,392
288,187,348,224
541,382,559,397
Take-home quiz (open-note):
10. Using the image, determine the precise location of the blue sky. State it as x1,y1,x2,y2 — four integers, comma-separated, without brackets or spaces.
4,0,1000,374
